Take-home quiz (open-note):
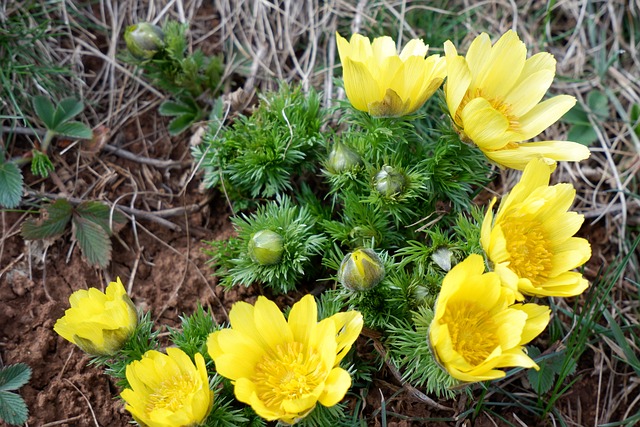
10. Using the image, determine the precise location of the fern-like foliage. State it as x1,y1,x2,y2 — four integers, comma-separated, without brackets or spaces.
192,84,325,200
213,196,327,293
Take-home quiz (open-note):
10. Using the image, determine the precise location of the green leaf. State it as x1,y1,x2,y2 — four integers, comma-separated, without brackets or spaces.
568,123,599,146
32,95,56,129
159,99,197,116
30,150,54,178
21,198,73,240
0,364,31,392
561,104,590,125
526,347,556,395
0,160,23,209
75,201,126,235
52,97,84,127
587,90,609,118
72,215,112,268
166,113,197,135
54,121,93,140
0,391,29,426
630,103,640,137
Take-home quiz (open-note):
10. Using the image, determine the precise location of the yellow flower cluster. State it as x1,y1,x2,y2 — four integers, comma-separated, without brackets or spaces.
430,159,591,383
337,31,591,381
337,30,590,170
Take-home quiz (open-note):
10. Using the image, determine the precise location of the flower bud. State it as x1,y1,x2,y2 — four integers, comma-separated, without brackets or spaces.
374,165,406,196
124,23,165,60
338,248,385,291
54,278,138,356
248,229,284,265
327,142,362,174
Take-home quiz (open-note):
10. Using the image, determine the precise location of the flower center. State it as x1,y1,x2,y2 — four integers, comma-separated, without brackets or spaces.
253,342,325,408
147,374,197,413
442,302,499,366
501,216,553,285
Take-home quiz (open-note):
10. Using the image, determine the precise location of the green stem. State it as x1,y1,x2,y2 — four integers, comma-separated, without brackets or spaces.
41,129,55,154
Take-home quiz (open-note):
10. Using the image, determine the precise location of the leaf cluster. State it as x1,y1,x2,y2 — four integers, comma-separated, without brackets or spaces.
208,196,327,293
20,198,127,268
193,84,325,199
124,20,224,134
0,363,31,426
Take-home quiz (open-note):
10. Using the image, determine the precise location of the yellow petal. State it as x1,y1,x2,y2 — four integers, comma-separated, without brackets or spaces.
480,198,497,254
371,35,397,59
504,69,555,116
476,30,527,99
330,311,364,365
485,140,590,170
444,42,471,123
399,38,428,60
342,57,382,112
517,95,576,139
209,329,263,379
254,296,293,350
460,97,510,150
464,32,492,81
512,303,550,344
318,368,352,406
495,349,538,370
287,294,318,345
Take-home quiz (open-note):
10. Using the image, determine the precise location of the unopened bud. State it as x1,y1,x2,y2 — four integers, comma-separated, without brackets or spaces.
124,23,165,60
338,248,385,291
327,142,362,173
375,165,406,196
248,230,284,265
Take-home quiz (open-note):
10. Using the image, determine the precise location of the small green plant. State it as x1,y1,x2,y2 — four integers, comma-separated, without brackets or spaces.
0,363,31,426
123,21,224,134
21,198,126,268
0,96,92,209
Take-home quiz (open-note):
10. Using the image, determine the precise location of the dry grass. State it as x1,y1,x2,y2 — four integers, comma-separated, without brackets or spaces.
2,0,639,425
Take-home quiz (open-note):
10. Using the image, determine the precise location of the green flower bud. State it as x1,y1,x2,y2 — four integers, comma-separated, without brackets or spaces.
327,142,362,173
374,165,406,196
248,230,284,265
124,23,165,60
338,248,385,291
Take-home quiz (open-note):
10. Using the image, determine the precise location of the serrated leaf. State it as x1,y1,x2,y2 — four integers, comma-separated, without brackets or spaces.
75,201,126,235
52,97,84,127
568,123,598,146
0,391,29,426
30,150,54,178
72,215,111,268
167,113,197,135
32,95,56,129
0,364,31,391
0,160,23,208
21,198,73,240
55,121,93,140
159,100,197,116
527,360,556,395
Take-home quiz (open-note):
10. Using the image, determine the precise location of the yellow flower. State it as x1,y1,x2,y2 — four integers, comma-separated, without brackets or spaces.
444,30,590,169
336,32,446,117
481,158,591,298
53,277,137,356
121,348,213,427
208,295,363,424
429,254,550,382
